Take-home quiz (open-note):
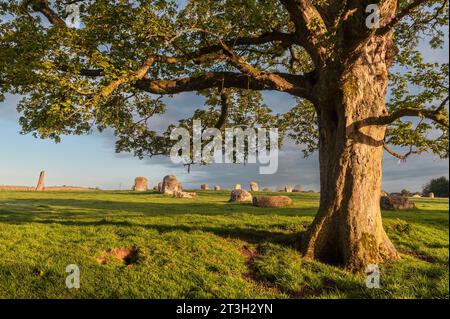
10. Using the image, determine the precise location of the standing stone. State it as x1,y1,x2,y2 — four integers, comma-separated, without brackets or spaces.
263,187,271,192
253,196,293,208
229,189,253,202
201,184,209,190
214,185,221,191
284,185,293,193
173,191,197,198
250,182,259,192
36,171,45,192
429,192,435,198
380,195,416,210
293,185,302,192
157,182,163,192
234,184,241,190
161,175,183,195
134,177,148,192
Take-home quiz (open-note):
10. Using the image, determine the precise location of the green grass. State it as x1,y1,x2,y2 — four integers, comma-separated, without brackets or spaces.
0,190,448,299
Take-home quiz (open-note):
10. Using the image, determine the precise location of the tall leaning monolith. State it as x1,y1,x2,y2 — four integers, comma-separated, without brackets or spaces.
36,171,45,191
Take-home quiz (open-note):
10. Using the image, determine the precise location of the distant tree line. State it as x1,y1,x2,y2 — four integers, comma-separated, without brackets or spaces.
423,177,449,198
397,177,449,198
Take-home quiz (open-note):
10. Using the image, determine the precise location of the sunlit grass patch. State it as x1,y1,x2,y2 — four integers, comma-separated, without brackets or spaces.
0,191,447,299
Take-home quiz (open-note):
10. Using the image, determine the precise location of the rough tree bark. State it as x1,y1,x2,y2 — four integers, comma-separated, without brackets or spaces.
301,30,400,271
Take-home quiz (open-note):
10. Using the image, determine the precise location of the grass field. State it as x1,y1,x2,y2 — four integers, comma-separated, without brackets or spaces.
0,190,448,299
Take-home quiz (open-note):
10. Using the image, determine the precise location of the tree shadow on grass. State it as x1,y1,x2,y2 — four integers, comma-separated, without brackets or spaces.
382,210,449,231
1,196,447,230
0,197,319,218
0,196,313,249
1,195,448,245
0,209,304,248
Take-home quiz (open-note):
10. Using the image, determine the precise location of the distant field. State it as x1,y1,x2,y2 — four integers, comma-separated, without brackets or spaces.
0,191,448,299
0,186,97,191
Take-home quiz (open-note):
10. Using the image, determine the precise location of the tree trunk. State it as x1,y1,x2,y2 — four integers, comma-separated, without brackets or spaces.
302,33,399,271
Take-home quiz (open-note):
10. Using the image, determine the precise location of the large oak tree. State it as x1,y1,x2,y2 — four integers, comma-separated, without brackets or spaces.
0,0,448,271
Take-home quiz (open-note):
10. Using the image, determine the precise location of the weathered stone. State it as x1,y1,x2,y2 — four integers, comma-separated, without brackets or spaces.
381,191,389,197
429,192,435,198
253,196,293,208
161,175,183,195
250,182,259,192
380,195,416,210
133,177,148,192
412,194,421,198
214,185,221,191
157,182,163,192
293,185,302,192
234,184,241,190
201,184,209,190
263,187,271,192
229,189,252,202
284,185,292,193
36,171,45,192
173,191,197,198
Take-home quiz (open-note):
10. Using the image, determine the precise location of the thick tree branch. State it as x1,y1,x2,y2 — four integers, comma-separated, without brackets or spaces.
134,71,314,99
279,0,328,65
377,108,448,127
63,33,293,77
89,56,156,105
191,32,297,59
215,88,230,129
383,144,415,160
219,41,298,92
60,53,226,77
27,0,66,26
355,97,450,128
60,65,103,77
68,50,314,100
376,0,434,35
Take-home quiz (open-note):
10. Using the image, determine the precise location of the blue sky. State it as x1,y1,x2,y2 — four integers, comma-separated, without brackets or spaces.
1,87,448,192
0,10,448,192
